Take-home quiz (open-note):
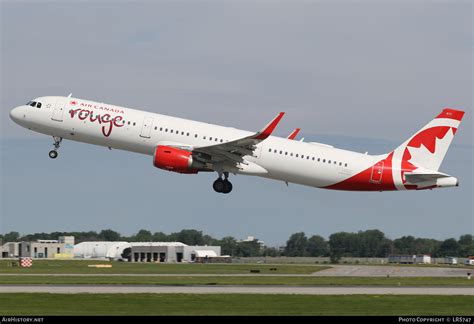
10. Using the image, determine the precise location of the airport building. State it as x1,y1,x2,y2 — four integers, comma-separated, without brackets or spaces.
388,254,431,264
1,236,74,259
74,241,228,263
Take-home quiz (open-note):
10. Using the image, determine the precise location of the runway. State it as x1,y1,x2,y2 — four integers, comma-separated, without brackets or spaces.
312,265,471,277
1,285,473,295
0,265,470,277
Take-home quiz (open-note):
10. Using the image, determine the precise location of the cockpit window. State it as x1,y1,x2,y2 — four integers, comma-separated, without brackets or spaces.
36,102,42,108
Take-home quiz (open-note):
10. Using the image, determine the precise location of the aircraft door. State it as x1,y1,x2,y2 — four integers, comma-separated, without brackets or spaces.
370,161,384,183
51,98,67,122
140,117,153,138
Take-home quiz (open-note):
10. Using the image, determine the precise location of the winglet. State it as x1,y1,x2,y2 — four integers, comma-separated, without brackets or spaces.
255,112,285,140
287,128,301,140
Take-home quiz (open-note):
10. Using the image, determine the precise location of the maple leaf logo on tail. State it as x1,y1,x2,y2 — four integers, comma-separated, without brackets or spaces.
389,108,464,190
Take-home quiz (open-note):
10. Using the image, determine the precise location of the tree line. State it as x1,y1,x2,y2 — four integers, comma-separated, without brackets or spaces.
1,229,473,258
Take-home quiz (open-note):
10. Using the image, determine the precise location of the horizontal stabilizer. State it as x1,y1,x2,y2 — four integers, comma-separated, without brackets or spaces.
404,172,450,183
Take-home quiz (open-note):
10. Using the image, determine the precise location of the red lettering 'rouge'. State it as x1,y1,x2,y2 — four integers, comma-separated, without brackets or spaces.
70,109,124,137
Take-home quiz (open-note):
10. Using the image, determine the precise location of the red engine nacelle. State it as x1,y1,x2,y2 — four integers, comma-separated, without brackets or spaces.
153,145,199,174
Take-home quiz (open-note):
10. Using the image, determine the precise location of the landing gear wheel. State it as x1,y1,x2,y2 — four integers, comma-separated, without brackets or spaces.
213,179,225,193
49,150,58,159
49,136,62,159
222,180,233,194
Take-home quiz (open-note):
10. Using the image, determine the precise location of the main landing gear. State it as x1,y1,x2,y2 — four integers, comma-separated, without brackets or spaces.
213,172,233,194
48,136,62,159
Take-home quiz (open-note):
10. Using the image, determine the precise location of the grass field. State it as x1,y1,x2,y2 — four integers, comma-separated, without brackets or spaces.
0,293,472,315
0,275,473,286
0,260,327,274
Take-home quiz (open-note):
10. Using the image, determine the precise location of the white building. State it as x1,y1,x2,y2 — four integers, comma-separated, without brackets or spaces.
74,241,130,259
1,242,19,258
74,241,224,263
388,254,431,264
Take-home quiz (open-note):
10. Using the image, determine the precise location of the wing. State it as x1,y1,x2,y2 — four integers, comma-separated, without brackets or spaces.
287,128,301,140
193,112,285,168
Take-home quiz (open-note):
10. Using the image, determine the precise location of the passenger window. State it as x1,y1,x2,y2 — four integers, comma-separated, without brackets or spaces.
128,121,131,125
301,155,304,159
317,158,320,162
334,161,337,164
165,128,168,132
279,151,282,154
181,131,184,135
133,122,136,126
307,156,309,160
220,139,223,143
274,149,277,153
195,134,198,138
215,138,218,142
154,127,157,130
160,127,163,131
345,163,348,167
187,133,190,136
328,160,331,163
210,137,213,141
323,159,326,163
296,154,299,157
285,152,288,155
203,136,206,139
269,148,272,152
290,153,293,156
339,162,342,166
312,157,315,161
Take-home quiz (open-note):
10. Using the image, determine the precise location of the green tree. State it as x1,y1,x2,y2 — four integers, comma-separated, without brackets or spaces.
458,234,474,257
3,232,20,242
393,236,416,254
263,247,281,257
98,229,121,241
328,232,358,262
438,238,460,257
235,240,261,257
306,235,329,257
217,236,238,256
284,232,308,257
152,232,168,242
414,238,440,256
173,229,205,245
357,230,392,257
133,229,153,242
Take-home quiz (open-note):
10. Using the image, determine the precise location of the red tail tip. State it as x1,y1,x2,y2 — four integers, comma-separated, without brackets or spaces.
436,108,465,121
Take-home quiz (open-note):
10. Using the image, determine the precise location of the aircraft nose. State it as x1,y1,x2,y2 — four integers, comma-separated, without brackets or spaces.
10,106,25,123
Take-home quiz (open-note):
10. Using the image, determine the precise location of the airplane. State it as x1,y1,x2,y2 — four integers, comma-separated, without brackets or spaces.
10,96,464,194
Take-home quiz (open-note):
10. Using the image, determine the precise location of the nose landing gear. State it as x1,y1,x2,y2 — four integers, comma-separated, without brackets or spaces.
48,136,62,159
213,172,233,194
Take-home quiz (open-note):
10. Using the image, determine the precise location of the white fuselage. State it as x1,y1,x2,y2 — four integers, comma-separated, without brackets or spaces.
14,95,463,192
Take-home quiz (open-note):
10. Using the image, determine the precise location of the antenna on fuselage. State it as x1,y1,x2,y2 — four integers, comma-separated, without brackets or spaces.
67,93,72,98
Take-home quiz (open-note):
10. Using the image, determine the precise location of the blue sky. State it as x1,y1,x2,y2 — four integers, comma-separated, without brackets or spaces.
1,1,472,245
